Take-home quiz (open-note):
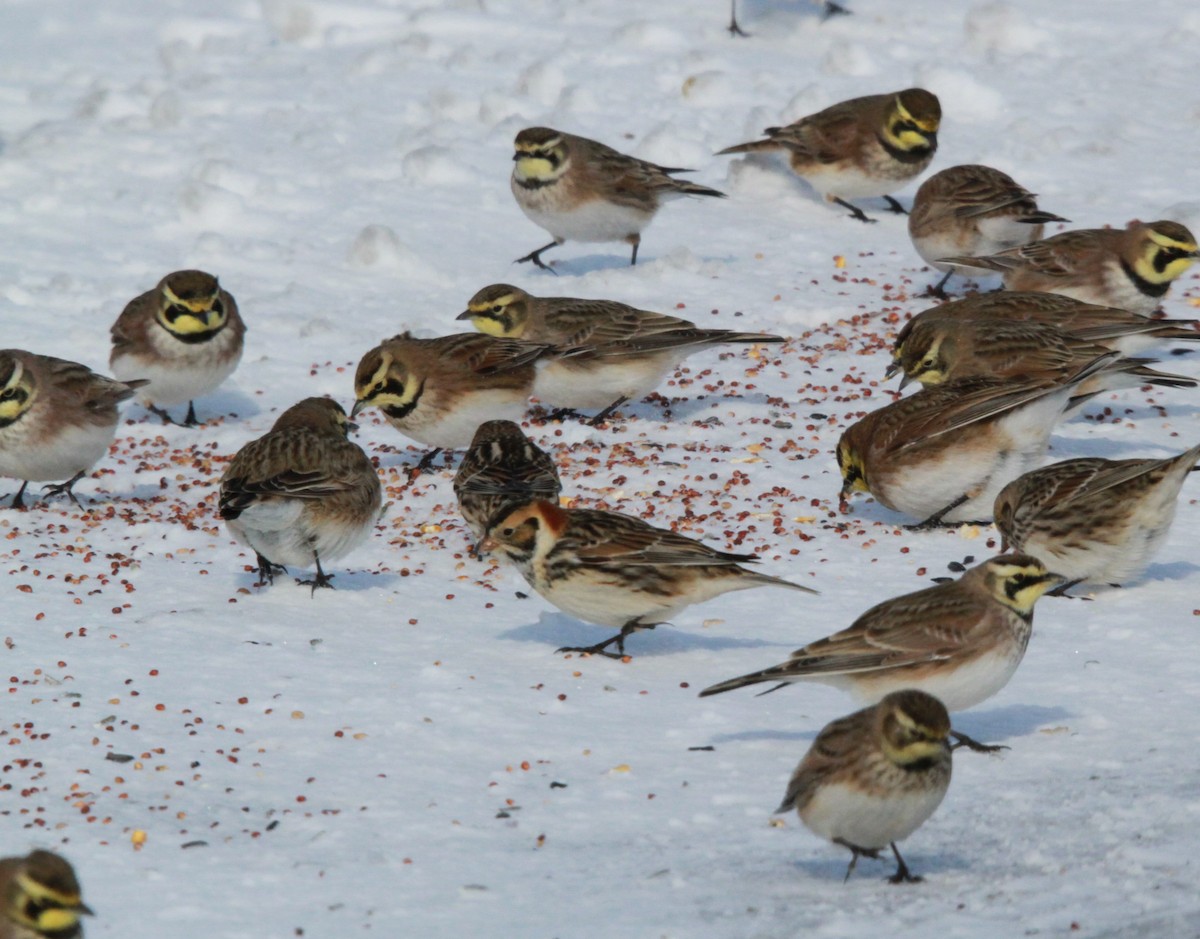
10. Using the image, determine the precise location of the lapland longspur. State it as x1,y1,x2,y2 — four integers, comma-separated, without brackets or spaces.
477,499,816,658
458,284,784,422
110,269,245,425
219,397,382,592
701,554,1063,711
717,88,940,222
510,127,725,270
993,444,1200,589
838,356,1116,528
351,332,554,469
940,220,1199,315
892,291,1200,359
775,690,952,884
0,350,146,509
907,164,1069,297
887,317,1196,398
0,850,92,939
453,419,562,541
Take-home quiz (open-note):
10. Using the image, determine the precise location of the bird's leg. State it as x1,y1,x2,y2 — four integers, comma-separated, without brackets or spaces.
543,407,580,423
515,241,560,274
297,553,335,595
413,448,444,476
9,480,29,510
926,270,954,299
832,197,876,224
254,552,286,586
628,235,641,266
587,396,630,426
823,0,852,18
887,842,922,884
728,0,749,35
42,470,86,508
833,838,881,882
182,401,199,427
883,195,908,215
950,730,1009,754
1047,578,1084,597
905,493,971,531
556,620,649,660
147,403,178,425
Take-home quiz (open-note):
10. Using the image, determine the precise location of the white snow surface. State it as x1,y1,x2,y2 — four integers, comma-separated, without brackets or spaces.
2,1,1200,937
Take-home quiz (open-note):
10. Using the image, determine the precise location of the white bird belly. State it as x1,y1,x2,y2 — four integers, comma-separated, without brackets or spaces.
112,328,242,408
800,779,947,849
0,412,116,482
532,356,674,410
513,180,653,244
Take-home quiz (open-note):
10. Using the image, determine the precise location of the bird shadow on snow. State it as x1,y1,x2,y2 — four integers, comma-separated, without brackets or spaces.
125,387,262,427
498,612,786,656
783,844,975,882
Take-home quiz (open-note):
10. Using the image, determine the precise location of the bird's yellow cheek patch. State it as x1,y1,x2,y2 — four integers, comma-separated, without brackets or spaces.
515,155,561,183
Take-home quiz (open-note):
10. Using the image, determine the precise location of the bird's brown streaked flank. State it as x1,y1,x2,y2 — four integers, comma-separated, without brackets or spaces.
0,350,147,510
453,419,562,542
837,354,1119,529
219,397,382,593
717,88,940,223
509,126,725,271
891,291,1200,360
907,164,1069,298
887,317,1197,402
477,499,816,658
351,332,555,472
774,690,952,884
700,554,1064,711
0,849,92,939
994,444,1200,590
457,283,785,423
110,269,245,426
939,220,1199,315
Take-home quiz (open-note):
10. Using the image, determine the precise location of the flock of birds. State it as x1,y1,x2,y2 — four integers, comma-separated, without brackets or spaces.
5,78,1200,934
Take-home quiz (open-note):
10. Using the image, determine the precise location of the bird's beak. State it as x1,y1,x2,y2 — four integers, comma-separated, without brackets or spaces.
455,309,473,321
476,536,498,555
512,152,522,162
78,902,95,917
349,399,367,419
884,360,901,379
897,373,913,391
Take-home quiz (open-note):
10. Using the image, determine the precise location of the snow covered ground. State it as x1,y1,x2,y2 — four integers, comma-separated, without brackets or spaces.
3,0,1200,936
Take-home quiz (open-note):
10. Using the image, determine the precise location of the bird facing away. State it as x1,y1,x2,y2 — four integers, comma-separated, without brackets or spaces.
993,444,1200,589
939,220,1199,315
110,269,245,426
717,88,941,222
0,849,92,939
907,164,1069,297
457,283,785,422
219,397,382,592
509,126,725,270
775,689,952,884
351,332,555,472
700,554,1064,710
837,355,1119,529
886,317,1196,402
0,350,146,509
477,499,816,658
453,419,563,542
891,291,1200,360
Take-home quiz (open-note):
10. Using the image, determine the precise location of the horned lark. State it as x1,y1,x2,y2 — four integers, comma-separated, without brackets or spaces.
453,419,562,541
510,126,725,270
110,269,245,426
477,499,816,658
457,283,784,422
892,291,1200,359
0,350,146,509
774,690,952,883
940,220,1199,315
908,164,1069,297
717,88,940,222
728,0,849,37
219,397,382,592
0,850,92,939
837,356,1117,528
702,554,1063,713
994,444,1200,588
351,332,554,470
888,317,1196,400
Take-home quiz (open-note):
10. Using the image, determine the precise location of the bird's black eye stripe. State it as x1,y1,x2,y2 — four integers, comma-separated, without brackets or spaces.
1155,247,1192,272
211,298,224,315
1005,573,1042,598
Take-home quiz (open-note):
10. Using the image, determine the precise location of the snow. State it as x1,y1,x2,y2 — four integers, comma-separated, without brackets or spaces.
2,1,1200,937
